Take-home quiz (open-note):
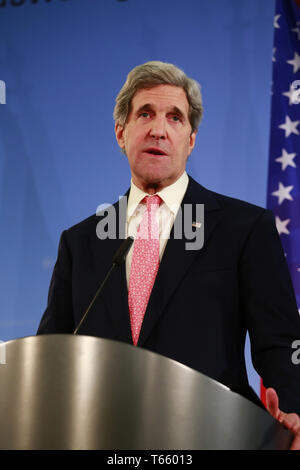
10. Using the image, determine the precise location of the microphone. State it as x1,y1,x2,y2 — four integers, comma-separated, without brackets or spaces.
73,236,134,335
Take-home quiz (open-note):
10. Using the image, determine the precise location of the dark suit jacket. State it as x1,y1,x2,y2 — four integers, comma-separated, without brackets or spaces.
37,176,300,414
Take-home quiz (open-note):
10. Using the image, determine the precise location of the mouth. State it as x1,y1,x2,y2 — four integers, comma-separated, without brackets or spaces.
143,147,167,156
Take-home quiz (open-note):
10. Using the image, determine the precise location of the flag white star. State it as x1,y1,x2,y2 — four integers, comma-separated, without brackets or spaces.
292,21,300,40
282,83,300,105
275,148,297,170
274,14,281,28
275,216,291,235
287,52,300,73
272,182,294,205
279,115,300,137
272,47,276,62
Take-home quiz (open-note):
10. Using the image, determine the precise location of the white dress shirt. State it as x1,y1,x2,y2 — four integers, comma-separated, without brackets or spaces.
125,171,189,287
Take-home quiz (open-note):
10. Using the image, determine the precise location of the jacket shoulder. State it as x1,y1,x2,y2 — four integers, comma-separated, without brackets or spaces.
189,176,270,215
209,189,274,230
65,213,97,237
188,176,274,233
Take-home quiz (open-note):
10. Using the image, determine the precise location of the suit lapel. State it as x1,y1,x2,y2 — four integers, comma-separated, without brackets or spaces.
138,176,222,346
90,194,132,343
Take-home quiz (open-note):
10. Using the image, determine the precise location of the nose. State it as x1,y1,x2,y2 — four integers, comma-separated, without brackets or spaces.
149,116,167,140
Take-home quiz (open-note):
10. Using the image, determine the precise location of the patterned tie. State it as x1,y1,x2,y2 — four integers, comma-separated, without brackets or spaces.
128,195,161,346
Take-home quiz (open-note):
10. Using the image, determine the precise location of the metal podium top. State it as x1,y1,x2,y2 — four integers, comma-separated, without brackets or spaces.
0,334,292,450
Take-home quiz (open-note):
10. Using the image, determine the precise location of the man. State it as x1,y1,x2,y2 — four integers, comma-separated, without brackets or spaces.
37,61,300,447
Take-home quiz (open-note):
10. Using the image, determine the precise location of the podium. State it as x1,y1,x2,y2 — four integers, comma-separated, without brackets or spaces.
0,335,292,449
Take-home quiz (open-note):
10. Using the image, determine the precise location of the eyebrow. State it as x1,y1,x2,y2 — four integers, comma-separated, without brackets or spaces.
135,103,185,118
135,104,152,115
170,106,185,118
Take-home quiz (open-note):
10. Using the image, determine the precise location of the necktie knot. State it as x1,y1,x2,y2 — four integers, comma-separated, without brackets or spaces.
142,194,162,208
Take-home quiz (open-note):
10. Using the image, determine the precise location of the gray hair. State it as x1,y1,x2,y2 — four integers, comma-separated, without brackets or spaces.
113,61,203,132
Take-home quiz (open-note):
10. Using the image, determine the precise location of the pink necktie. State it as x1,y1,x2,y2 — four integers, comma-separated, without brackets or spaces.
128,195,161,346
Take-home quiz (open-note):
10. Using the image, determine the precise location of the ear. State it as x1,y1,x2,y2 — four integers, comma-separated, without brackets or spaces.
115,122,126,151
188,130,197,155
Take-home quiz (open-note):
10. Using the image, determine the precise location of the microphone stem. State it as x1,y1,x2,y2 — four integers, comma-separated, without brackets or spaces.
73,263,117,335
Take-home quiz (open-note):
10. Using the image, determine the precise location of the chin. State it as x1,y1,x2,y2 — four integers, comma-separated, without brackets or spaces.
139,172,177,191
142,171,167,185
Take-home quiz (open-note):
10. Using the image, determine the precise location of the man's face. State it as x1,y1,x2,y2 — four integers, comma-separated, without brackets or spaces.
115,84,197,192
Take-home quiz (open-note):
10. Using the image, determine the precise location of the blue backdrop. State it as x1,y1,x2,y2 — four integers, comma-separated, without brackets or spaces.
0,0,276,394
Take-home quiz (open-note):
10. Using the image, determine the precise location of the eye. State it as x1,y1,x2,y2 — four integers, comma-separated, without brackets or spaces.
169,114,182,123
139,111,150,118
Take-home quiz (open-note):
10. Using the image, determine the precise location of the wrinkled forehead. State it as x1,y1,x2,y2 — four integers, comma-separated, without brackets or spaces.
128,84,190,117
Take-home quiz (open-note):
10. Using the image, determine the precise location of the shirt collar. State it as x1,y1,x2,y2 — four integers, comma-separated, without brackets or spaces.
127,171,189,220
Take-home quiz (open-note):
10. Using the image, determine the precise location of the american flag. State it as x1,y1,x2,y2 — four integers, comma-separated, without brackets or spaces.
261,0,300,403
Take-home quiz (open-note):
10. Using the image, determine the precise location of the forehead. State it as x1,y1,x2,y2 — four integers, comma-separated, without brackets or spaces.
131,85,189,113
